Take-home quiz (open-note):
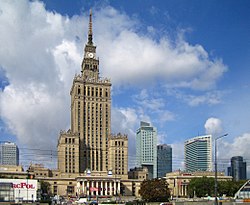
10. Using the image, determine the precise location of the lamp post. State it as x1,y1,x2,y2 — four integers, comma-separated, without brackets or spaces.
214,133,228,205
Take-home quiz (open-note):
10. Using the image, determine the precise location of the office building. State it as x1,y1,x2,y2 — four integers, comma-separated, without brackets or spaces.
157,144,172,178
136,121,157,179
228,156,247,181
184,135,212,172
0,142,19,166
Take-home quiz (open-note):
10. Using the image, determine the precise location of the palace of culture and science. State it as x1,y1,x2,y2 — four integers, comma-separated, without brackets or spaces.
57,10,128,177
23,11,146,198
56,11,132,196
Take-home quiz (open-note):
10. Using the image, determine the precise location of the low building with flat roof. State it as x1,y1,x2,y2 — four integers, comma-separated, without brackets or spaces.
166,170,232,197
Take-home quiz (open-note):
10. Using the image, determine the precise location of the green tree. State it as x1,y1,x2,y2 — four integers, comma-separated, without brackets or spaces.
40,181,52,200
139,178,170,202
188,177,247,198
188,177,214,197
218,180,246,197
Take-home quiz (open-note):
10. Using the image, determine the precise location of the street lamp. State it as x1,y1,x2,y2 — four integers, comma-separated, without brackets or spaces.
214,133,228,205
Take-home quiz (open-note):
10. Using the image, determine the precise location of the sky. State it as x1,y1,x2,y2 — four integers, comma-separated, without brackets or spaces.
0,0,250,175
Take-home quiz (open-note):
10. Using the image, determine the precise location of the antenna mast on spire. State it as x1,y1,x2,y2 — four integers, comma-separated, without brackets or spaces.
88,9,93,45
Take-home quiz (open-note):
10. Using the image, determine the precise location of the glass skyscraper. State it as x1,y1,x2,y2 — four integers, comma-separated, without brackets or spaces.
157,144,172,178
0,142,19,166
184,135,212,172
228,156,247,181
136,121,157,179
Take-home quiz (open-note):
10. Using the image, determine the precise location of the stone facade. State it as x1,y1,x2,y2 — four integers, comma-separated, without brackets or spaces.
166,170,232,198
108,133,128,180
128,167,148,180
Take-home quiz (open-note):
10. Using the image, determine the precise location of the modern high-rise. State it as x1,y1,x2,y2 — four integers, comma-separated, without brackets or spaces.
0,142,19,166
228,156,247,181
157,144,172,178
57,11,127,176
184,135,212,172
136,121,157,179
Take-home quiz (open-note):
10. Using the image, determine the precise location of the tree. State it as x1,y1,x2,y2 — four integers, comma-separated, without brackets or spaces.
188,177,214,197
188,177,247,198
40,181,52,200
139,178,170,202
218,180,246,197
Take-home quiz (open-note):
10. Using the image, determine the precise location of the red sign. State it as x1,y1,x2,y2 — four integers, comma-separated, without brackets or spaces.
12,182,35,189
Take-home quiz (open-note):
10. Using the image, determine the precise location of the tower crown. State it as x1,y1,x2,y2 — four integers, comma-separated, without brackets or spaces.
81,10,99,80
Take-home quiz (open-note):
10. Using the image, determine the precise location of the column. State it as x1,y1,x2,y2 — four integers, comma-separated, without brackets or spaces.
117,181,120,195
96,182,99,196
101,181,103,196
113,180,116,196
77,181,80,197
82,181,85,195
87,181,90,196
105,181,107,196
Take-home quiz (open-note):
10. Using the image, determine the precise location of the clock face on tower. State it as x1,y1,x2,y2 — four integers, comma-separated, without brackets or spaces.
87,52,94,58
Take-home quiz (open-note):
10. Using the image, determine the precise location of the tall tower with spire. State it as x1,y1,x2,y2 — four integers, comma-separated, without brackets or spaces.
58,11,112,174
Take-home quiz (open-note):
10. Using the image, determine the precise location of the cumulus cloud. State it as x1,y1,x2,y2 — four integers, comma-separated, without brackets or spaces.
204,117,223,136
0,0,81,152
221,133,250,159
0,0,228,167
99,29,227,89
218,133,250,176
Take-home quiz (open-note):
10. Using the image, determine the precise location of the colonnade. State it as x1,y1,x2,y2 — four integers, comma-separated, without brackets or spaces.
176,183,188,197
76,178,120,197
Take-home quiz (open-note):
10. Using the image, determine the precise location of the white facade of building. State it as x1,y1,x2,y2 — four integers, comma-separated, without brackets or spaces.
184,135,212,172
0,178,38,202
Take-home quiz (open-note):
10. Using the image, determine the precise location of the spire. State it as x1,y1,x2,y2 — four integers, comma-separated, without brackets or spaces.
88,9,93,45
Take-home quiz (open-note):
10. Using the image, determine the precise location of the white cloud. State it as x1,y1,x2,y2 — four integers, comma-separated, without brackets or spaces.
0,0,80,152
99,29,227,89
219,133,250,176
221,133,250,159
186,92,222,106
204,117,223,136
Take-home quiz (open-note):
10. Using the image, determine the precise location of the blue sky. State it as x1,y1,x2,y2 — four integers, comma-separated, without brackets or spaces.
0,0,250,173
